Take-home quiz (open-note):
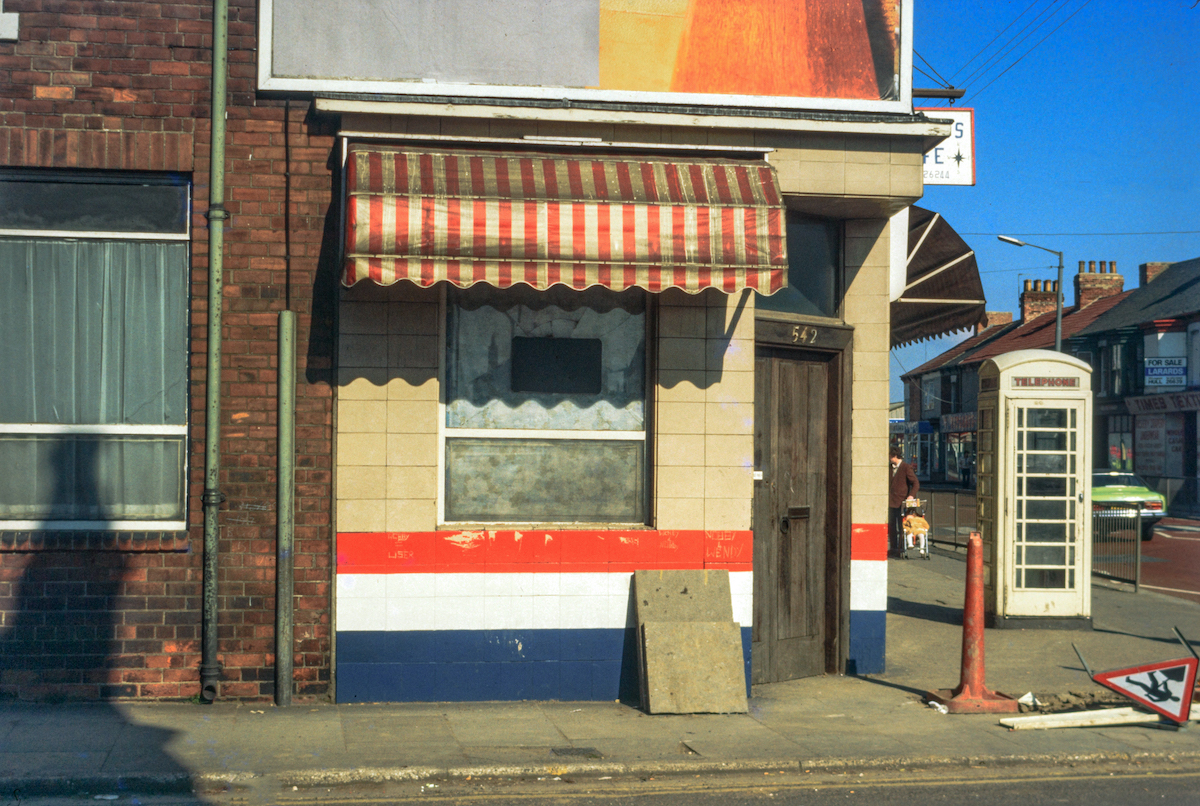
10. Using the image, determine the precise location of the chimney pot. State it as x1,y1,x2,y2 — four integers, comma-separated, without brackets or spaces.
1034,280,1042,291
1089,260,1096,273
1110,261,1116,274
1099,261,1107,273
1024,279,1032,291
1078,260,1086,273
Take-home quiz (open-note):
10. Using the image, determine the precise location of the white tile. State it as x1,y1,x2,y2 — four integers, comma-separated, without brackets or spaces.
532,573,560,597
386,573,436,599
434,573,478,598
607,573,634,597
385,596,436,631
731,594,754,626
436,596,486,631
510,573,535,597
608,595,633,628
561,572,608,596
336,597,384,632
337,574,386,600
531,597,560,630
511,596,535,629
728,571,754,597
482,574,515,598
850,559,888,611
483,596,513,630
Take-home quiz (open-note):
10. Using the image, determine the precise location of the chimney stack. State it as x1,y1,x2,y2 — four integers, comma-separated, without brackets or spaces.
1140,262,1171,286
974,310,1014,335
1020,277,1058,323
1074,258,1124,309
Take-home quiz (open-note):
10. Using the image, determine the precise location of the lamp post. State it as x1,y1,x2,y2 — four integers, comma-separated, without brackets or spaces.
998,235,1064,352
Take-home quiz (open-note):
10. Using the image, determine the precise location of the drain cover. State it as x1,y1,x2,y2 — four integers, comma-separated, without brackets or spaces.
551,746,603,758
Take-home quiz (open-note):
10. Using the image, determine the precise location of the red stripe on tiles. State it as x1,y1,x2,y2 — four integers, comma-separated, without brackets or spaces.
851,523,888,562
337,530,753,574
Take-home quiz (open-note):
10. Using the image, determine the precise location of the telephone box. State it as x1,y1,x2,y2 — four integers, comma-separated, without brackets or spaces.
976,350,1092,628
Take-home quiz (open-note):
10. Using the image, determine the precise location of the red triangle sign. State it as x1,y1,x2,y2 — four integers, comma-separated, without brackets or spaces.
1093,657,1198,723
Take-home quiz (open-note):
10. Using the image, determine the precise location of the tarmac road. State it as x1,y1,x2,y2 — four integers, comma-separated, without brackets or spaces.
1143,520,1200,606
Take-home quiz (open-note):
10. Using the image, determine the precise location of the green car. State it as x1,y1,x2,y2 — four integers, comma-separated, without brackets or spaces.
1091,471,1167,540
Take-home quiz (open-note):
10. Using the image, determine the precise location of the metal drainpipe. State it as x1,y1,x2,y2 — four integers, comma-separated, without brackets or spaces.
275,311,296,706
200,0,230,704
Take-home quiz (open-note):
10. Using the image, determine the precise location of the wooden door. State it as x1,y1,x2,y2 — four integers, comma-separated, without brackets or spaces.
752,348,835,683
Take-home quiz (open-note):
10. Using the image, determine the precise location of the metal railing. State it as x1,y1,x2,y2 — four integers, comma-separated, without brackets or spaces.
1091,507,1141,589
925,488,977,550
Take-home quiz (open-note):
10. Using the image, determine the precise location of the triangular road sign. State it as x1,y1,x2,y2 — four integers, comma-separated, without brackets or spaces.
1093,657,1198,723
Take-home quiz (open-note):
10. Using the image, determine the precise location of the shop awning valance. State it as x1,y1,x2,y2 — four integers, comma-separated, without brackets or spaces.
343,145,787,294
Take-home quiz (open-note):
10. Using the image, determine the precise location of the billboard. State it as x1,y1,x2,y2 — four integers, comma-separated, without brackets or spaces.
260,0,911,112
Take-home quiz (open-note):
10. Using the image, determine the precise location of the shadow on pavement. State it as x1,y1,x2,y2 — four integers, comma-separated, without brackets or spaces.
886,596,962,625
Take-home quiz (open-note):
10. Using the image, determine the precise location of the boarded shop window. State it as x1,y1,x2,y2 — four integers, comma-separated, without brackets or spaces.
444,284,647,523
0,172,190,529
754,213,840,318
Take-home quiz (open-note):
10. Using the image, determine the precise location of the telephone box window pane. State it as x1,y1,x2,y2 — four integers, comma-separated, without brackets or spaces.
1023,569,1067,589
1026,477,1067,497
1027,454,1067,474
1028,432,1066,451
1026,522,1067,542
1026,546,1066,566
445,438,645,523
1026,500,1065,520
1027,409,1067,428
511,337,602,395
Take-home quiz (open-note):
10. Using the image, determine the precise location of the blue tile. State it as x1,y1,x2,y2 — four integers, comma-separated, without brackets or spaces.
377,663,436,702
335,662,374,702
497,662,535,699
741,626,752,697
530,661,560,699
847,610,887,675
590,661,622,700
558,661,594,700
561,629,625,661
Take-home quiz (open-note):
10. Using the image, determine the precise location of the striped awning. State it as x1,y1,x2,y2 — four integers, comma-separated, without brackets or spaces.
343,145,787,294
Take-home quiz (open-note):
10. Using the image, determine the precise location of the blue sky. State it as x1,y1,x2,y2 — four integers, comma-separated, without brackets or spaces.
891,0,1200,401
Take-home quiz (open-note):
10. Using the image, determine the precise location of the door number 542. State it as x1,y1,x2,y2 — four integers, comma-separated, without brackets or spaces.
791,325,818,344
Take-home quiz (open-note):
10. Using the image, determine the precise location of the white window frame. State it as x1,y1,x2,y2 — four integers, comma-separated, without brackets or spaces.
0,223,190,532
436,285,651,527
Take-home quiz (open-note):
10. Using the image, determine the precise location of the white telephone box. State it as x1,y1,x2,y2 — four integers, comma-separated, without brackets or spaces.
976,350,1092,627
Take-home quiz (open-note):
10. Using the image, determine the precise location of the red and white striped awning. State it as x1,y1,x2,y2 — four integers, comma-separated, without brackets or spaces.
343,145,787,294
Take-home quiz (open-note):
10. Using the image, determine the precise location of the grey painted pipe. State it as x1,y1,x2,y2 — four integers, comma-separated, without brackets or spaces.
275,311,296,706
200,0,230,704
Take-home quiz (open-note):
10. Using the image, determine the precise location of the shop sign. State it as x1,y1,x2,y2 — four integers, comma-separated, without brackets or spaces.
1011,376,1079,389
1145,357,1186,387
940,411,977,433
1127,390,1200,414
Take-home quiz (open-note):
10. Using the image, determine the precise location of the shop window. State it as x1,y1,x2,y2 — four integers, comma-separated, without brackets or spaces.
0,171,190,528
443,283,647,524
755,213,840,318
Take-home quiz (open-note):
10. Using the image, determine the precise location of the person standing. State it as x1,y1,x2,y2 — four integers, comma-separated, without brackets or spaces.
889,448,919,555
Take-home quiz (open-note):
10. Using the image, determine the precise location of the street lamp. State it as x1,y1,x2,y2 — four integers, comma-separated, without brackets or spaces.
998,235,1065,352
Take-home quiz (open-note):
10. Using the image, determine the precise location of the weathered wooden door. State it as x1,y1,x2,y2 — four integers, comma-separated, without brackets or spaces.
752,347,834,683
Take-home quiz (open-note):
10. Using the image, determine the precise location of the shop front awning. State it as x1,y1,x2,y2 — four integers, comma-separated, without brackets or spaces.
343,145,787,294
891,206,987,348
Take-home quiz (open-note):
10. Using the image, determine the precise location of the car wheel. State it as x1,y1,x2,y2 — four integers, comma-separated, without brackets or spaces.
1141,521,1155,541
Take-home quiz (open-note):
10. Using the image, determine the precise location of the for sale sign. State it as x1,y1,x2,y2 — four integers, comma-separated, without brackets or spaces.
1145,357,1186,387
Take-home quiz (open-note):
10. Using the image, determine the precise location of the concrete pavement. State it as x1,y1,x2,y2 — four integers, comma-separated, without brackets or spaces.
3,546,1200,800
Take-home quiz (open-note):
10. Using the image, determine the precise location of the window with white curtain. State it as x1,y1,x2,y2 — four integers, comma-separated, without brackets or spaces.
0,172,189,529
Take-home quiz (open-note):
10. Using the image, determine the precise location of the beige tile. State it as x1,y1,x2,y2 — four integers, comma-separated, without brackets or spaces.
338,400,388,434
704,466,752,499
845,265,888,296
796,160,844,195
658,337,707,371
891,163,923,198
658,287,707,307
705,434,752,468
841,294,888,327
705,497,751,530
845,236,888,271
845,162,890,196
339,334,389,368
656,497,706,530
707,337,754,373
613,123,664,143
772,158,803,194
845,136,891,163
705,370,754,404
657,434,705,466
851,493,887,527
705,402,754,435
386,498,438,532
656,465,706,500
657,401,707,435
336,465,387,499
337,433,387,467
488,119,537,140
844,219,888,241
340,302,388,335
387,466,438,501
798,133,846,162
337,498,386,533
338,369,389,400
854,465,888,499
389,302,440,335
851,326,889,356
387,433,439,467
387,371,439,401
853,410,891,440
386,400,440,434
853,351,890,383
437,117,492,138
657,370,707,402
706,291,754,339
389,335,439,369
890,140,924,165
658,306,706,338
851,434,888,472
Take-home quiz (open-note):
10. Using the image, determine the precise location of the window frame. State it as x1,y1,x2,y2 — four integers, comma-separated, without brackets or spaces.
436,284,652,528
0,172,191,531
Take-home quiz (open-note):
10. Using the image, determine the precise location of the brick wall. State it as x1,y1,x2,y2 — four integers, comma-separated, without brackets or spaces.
0,2,335,701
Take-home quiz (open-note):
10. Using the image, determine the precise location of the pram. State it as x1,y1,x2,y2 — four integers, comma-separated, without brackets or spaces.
901,499,930,560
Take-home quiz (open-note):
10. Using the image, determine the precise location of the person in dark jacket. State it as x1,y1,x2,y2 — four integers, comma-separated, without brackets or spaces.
889,447,920,554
